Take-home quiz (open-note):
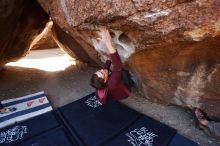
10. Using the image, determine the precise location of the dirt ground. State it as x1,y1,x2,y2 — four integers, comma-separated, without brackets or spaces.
0,49,219,146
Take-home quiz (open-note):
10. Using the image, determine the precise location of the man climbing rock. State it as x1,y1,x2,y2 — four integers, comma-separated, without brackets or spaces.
90,27,133,104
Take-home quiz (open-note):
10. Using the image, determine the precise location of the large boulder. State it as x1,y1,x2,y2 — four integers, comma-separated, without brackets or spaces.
0,0,49,68
128,36,220,119
38,0,220,118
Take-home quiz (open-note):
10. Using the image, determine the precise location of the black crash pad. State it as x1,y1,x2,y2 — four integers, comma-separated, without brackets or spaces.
104,115,177,146
58,92,179,146
0,92,199,146
0,112,78,146
168,133,199,146
58,92,141,146
0,112,60,146
17,126,77,146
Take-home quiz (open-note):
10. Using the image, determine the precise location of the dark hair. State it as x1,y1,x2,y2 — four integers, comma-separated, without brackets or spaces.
90,74,106,89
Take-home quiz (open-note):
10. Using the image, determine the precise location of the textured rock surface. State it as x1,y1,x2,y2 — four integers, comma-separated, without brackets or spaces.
0,0,49,68
52,23,97,65
128,36,220,118
30,21,58,50
38,0,220,118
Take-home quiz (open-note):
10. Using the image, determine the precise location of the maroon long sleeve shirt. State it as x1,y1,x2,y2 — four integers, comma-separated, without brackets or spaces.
98,52,130,101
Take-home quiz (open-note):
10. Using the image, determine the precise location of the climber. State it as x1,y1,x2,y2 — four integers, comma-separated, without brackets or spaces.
90,27,134,104
194,107,220,140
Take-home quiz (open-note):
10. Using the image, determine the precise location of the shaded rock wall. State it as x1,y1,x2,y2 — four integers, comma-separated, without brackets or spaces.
52,23,97,66
128,36,220,118
38,0,220,118
0,0,49,68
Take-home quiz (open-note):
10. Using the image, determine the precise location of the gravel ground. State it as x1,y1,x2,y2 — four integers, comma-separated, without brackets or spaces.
0,49,219,146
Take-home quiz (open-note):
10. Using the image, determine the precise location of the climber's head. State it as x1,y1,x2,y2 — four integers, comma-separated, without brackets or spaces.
90,69,108,89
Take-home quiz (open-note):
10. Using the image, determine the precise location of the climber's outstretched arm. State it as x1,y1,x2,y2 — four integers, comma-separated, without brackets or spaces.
100,27,116,54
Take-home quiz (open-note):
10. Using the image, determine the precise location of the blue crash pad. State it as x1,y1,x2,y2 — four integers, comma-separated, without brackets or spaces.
18,126,77,146
58,92,141,146
104,115,177,146
58,93,179,146
0,112,59,146
168,133,199,146
0,92,199,146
